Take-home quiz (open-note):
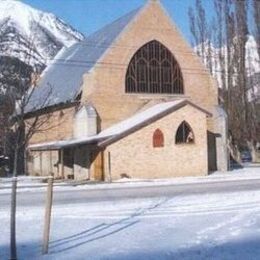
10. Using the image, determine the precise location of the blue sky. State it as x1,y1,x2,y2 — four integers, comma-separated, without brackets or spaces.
21,0,214,43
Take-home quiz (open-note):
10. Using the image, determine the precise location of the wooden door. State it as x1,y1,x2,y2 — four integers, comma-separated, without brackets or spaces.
93,151,104,181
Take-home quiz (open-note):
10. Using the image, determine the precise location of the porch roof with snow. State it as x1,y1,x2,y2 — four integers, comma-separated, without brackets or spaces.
25,7,141,112
28,99,212,151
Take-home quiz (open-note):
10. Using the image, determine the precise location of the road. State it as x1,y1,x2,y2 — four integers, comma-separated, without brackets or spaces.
1,178,260,208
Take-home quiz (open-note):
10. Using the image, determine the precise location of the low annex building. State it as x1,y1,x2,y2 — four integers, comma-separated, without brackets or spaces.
26,0,228,181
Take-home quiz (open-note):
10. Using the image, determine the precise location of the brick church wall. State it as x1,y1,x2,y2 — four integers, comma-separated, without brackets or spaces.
82,1,218,132
26,1,225,179
103,105,208,180
28,1,218,147
27,106,76,144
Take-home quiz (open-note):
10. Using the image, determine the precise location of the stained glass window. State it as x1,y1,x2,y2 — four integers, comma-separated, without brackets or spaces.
126,40,184,94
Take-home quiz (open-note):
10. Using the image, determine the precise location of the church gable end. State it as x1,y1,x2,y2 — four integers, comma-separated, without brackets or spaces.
82,0,218,130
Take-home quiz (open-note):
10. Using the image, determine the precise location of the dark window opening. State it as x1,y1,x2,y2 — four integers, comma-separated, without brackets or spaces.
126,40,184,94
153,129,164,148
175,121,194,144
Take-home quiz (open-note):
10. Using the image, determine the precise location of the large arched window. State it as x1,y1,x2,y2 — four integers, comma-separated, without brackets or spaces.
153,129,164,148
175,121,194,144
126,40,184,94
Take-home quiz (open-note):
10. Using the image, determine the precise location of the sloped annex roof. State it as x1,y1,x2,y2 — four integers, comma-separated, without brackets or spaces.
28,99,212,151
26,7,141,112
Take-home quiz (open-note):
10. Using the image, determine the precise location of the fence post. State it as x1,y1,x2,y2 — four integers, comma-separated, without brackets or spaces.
42,176,54,254
10,177,17,260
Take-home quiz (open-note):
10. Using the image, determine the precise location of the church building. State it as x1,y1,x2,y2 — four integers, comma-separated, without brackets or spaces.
26,0,228,181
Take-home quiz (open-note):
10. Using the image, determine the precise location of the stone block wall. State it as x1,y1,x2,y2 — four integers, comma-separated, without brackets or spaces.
28,150,59,177
103,105,208,180
82,1,218,131
27,105,76,145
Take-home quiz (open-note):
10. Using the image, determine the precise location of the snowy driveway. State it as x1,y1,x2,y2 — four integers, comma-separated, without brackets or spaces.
2,168,260,208
1,186,260,259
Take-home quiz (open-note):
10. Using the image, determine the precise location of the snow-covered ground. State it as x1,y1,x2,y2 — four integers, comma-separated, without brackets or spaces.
1,188,260,259
1,166,260,194
1,167,260,259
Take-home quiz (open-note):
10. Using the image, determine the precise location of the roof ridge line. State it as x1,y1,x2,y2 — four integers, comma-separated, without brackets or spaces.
85,7,142,41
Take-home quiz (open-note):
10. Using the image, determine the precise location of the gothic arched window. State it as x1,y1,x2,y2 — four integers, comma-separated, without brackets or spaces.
153,129,164,148
175,121,194,144
126,40,184,94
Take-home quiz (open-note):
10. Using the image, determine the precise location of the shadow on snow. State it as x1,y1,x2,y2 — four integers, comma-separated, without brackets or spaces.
48,198,169,254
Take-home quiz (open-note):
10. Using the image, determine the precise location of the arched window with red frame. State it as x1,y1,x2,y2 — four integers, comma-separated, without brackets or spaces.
153,129,164,148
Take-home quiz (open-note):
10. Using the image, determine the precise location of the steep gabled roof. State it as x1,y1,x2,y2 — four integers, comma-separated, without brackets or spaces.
28,99,212,151
26,7,141,112
98,99,212,146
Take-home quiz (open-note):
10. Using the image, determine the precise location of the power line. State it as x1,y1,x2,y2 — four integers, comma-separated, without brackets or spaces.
45,57,243,77
50,39,198,56
44,59,213,76
40,39,239,76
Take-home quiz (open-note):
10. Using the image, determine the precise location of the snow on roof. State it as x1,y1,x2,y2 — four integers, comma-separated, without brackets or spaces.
26,7,141,112
98,99,186,139
28,99,211,151
28,136,104,151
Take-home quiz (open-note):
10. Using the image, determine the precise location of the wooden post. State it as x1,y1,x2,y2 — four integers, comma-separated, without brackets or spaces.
10,177,17,260
42,177,54,254
94,151,104,181
60,150,64,179
40,152,43,176
108,152,112,183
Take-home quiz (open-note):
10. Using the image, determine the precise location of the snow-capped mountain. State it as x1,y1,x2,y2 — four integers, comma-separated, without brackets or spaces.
194,35,260,76
245,36,260,76
0,0,84,69
194,36,260,102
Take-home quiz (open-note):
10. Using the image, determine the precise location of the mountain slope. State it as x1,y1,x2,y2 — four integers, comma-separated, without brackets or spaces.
0,0,84,68
195,35,260,79
194,35,260,102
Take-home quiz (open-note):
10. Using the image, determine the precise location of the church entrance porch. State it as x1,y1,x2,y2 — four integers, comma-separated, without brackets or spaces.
28,145,97,181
